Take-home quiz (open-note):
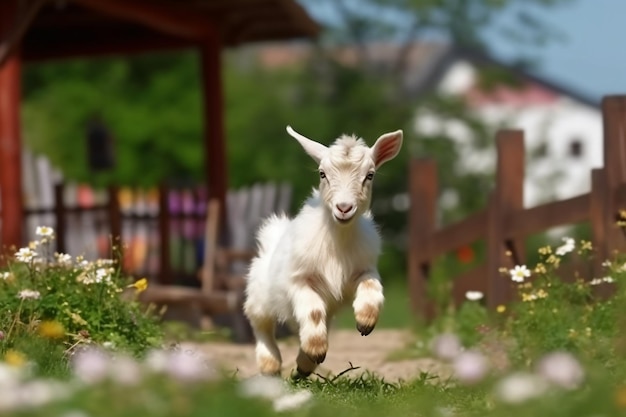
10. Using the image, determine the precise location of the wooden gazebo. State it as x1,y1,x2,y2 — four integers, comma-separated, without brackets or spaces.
0,0,319,249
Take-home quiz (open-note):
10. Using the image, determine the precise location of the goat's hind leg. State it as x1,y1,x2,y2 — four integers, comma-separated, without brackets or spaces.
249,317,282,376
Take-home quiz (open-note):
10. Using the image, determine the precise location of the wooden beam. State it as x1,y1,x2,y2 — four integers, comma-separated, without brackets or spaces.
72,0,213,40
200,35,228,243
0,0,46,68
0,0,24,252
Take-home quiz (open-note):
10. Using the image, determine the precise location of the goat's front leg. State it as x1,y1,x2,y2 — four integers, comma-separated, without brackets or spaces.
293,284,328,377
353,272,384,336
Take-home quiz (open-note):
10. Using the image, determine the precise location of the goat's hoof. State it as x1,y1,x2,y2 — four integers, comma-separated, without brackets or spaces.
357,322,375,336
293,367,313,379
306,350,326,364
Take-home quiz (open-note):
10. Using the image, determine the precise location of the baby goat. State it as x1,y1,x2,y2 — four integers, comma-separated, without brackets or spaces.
243,125,403,377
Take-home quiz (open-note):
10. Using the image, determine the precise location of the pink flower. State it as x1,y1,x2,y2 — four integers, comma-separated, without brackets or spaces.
453,350,489,384
431,333,462,361
536,351,584,389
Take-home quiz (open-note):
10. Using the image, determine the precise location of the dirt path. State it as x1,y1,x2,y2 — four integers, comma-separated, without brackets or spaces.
188,329,446,381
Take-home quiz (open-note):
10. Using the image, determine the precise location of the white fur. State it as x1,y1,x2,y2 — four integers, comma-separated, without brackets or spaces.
244,126,403,377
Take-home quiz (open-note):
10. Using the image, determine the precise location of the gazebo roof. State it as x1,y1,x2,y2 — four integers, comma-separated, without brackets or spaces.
9,0,320,62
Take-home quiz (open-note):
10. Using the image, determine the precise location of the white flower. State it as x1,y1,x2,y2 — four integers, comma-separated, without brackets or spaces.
71,348,111,385
430,333,462,361
465,291,484,301
35,226,54,237
165,349,216,382
144,349,169,373
55,253,72,266
452,350,489,384
240,375,289,400
17,289,40,300
0,272,10,280
509,265,531,283
273,390,313,412
536,351,584,390
603,276,615,283
589,278,603,286
110,355,142,386
494,372,548,404
555,237,575,256
14,248,36,263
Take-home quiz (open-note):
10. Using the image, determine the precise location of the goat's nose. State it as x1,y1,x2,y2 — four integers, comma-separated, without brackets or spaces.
336,203,354,214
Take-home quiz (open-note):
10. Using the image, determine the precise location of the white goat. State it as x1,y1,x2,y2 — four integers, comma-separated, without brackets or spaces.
243,125,403,377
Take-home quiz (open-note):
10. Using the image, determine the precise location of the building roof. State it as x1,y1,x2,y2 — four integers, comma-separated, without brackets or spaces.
6,0,320,62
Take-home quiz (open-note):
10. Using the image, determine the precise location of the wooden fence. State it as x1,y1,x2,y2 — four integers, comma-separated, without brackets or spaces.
15,181,291,287
408,95,626,321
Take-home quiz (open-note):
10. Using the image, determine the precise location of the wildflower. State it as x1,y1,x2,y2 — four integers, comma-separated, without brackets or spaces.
494,372,548,404
430,333,462,361
273,390,313,412
165,349,216,382
128,278,148,293
546,254,561,267
579,240,592,251
536,351,584,390
589,278,603,286
465,291,484,301
603,276,615,283
71,347,111,384
534,263,547,274
55,253,72,266
38,321,65,339
615,385,626,409
536,289,548,299
35,226,54,237
240,375,289,400
555,237,575,256
521,292,537,302
496,305,506,313
538,246,552,255
452,350,489,385
4,350,27,367
14,248,36,263
17,289,40,300
110,355,142,386
509,265,531,283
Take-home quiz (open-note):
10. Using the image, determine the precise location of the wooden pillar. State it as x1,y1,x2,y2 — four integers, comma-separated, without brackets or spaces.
486,130,525,309
407,158,437,322
0,0,23,252
199,30,228,243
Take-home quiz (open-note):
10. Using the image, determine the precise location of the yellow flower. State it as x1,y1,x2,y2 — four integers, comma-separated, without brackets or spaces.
496,305,506,313
128,278,148,293
580,240,593,251
538,246,552,255
5,350,27,367
38,321,66,339
534,263,547,274
615,385,626,409
536,289,548,299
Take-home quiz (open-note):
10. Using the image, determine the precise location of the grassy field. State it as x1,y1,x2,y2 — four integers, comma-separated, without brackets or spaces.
2,229,626,416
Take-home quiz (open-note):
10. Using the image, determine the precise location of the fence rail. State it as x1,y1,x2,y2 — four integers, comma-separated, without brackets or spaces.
408,95,626,321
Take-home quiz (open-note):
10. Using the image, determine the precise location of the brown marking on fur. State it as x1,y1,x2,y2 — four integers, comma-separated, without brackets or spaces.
310,309,324,326
360,279,380,291
258,354,282,376
302,334,328,364
302,274,327,297
355,303,379,336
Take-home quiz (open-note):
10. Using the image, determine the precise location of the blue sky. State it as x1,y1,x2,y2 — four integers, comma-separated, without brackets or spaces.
302,0,626,104
487,0,626,103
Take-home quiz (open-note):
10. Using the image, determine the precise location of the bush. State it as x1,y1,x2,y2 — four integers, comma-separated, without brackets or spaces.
0,226,163,374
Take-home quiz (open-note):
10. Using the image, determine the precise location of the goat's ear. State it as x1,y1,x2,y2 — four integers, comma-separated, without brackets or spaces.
372,130,403,169
286,125,327,164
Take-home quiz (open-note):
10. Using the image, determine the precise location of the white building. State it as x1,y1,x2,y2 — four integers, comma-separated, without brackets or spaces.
413,47,603,208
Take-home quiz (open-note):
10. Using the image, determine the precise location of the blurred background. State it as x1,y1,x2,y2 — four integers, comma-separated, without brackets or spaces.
7,0,625,314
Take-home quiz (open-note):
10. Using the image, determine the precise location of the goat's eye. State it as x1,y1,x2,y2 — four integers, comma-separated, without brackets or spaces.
319,170,326,179
365,172,375,181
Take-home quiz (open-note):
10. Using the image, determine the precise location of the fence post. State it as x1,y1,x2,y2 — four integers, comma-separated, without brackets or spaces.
107,185,122,262
600,96,626,260
486,130,525,309
408,158,437,321
158,183,172,285
53,183,66,254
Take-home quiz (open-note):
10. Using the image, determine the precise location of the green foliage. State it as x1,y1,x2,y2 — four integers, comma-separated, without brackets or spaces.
0,227,163,372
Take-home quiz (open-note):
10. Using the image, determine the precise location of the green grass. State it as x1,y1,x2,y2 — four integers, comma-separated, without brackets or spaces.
5,235,626,417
